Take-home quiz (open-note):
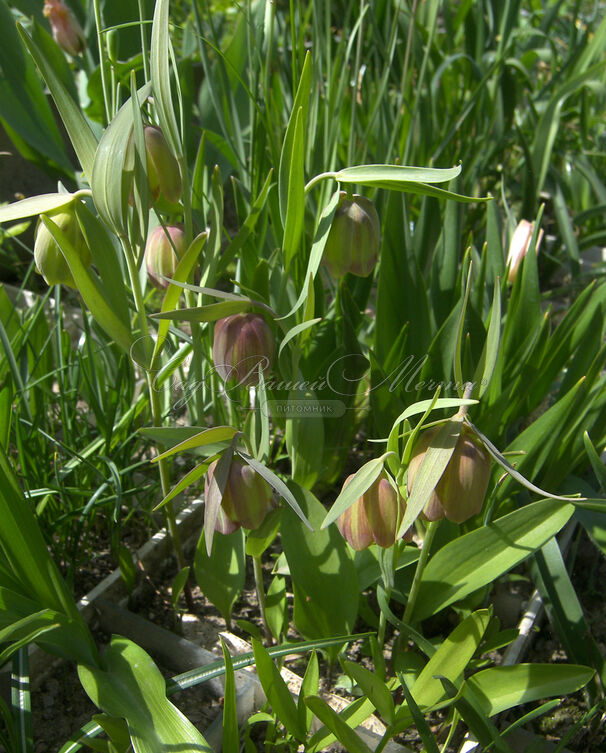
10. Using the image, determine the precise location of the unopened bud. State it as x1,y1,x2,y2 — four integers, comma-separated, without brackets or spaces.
506,220,544,283
337,471,410,551
144,224,185,288
212,313,275,387
43,0,86,57
205,458,275,533
34,207,91,288
144,126,182,204
323,192,380,278
407,426,491,523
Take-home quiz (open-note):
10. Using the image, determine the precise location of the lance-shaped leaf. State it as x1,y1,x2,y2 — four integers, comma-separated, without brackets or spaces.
321,453,392,530
399,417,463,536
0,193,75,224
91,83,152,235
236,451,313,530
17,21,97,179
413,499,575,621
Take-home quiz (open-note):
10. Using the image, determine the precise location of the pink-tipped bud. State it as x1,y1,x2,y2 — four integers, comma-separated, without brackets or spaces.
144,126,182,204
34,207,91,288
43,0,86,57
506,220,544,283
144,224,186,288
407,426,491,524
205,458,275,533
212,314,275,387
336,472,409,551
323,192,380,278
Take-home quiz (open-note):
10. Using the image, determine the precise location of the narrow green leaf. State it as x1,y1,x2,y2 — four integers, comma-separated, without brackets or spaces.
278,319,322,358
17,22,97,178
91,83,152,235
282,189,340,319
279,52,312,227
413,500,575,620
343,661,395,725
252,639,306,741
236,451,313,530
583,432,606,493
407,610,490,711
152,426,239,463
154,462,209,512
304,696,374,753
466,421,583,502
399,417,463,537
531,537,606,693
150,0,182,158
0,193,75,224
472,280,501,398
321,454,391,530
396,673,440,753
282,107,305,270
298,650,319,734
335,164,461,185
467,664,594,717
171,567,190,612
220,638,240,753
150,300,252,322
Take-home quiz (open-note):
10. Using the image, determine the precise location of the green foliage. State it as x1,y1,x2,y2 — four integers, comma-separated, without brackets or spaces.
0,0,604,749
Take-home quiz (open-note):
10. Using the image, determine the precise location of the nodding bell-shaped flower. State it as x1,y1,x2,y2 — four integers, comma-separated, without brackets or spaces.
323,192,380,278
205,458,275,534
506,219,544,283
143,126,182,204
144,224,186,288
336,471,410,551
407,426,491,524
212,313,275,387
43,0,86,57
34,207,91,288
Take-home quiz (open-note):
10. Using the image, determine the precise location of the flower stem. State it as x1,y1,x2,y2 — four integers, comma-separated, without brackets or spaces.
121,234,194,611
253,554,272,644
402,521,439,625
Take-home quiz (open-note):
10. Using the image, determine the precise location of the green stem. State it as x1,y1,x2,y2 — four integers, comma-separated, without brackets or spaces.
92,0,111,124
402,521,439,625
377,544,396,650
121,235,193,610
304,171,337,193
178,154,205,426
137,0,150,82
253,554,272,644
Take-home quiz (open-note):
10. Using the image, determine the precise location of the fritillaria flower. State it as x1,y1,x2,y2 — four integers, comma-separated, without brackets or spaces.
43,0,86,57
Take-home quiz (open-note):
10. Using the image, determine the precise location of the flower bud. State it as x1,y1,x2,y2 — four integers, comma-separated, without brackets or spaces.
144,224,186,288
205,458,275,533
323,192,380,278
144,126,182,204
43,0,86,57
34,208,91,288
407,426,491,523
337,472,409,551
212,314,275,387
506,219,544,283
